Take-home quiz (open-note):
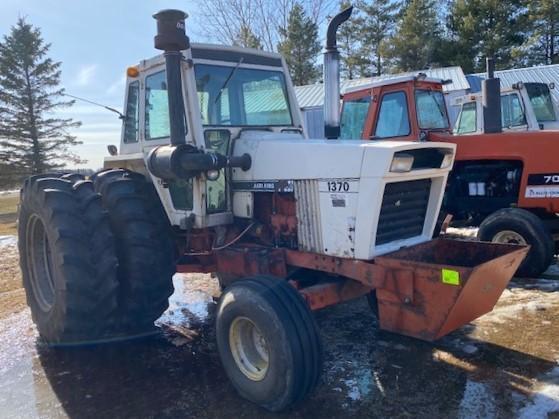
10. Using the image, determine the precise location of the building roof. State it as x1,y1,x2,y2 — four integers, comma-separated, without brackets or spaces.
294,66,469,109
467,64,559,103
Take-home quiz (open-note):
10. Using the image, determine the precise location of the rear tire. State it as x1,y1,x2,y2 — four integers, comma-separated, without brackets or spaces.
216,276,322,412
92,169,175,334
478,208,554,277
18,176,120,344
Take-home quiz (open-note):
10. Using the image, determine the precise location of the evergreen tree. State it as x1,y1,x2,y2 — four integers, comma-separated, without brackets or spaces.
447,0,527,72
337,1,369,79
277,3,321,85
522,0,559,65
384,0,442,71
0,18,82,175
360,0,400,76
233,25,263,49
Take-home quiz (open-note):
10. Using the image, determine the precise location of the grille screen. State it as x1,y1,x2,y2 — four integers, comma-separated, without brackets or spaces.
376,179,431,245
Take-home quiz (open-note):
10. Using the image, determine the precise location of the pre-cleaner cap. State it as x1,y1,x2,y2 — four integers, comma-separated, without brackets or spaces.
153,9,190,51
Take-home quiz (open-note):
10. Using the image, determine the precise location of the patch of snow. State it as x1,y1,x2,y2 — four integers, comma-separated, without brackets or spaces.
479,289,559,324
155,274,215,330
0,310,36,376
0,235,17,247
514,278,559,292
462,344,478,354
517,367,559,419
458,379,496,419
342,369,373,402
0,189,19,196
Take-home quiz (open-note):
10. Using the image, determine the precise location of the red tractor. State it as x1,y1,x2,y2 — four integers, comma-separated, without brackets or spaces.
341,63,559,277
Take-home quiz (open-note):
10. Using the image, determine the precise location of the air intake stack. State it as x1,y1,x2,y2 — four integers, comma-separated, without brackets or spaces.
153,9,190,146
482,58,502,134
323,6,353,139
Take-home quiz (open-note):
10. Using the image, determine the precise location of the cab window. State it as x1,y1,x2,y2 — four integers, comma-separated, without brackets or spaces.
501,93,526,128
454,102,477,134
340,97,370,139
123,81,139,143
375,91,410,138
525,83,557,122
145,71,171,140
415,90,449,129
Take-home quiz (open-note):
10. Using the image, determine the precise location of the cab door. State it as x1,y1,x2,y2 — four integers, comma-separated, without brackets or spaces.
362,83,418,142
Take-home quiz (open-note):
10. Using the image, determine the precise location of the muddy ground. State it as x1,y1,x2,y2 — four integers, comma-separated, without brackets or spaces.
1,195,558,418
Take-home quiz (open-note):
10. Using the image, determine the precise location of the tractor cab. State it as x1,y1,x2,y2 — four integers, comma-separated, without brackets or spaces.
340,75,451,142
452,81,559,134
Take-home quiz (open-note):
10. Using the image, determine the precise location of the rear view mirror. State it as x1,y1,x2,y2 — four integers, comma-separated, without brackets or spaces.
204,129,230,154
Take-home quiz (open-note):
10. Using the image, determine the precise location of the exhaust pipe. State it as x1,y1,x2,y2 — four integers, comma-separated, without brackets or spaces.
153,9,190,146
323,6,353,139
482,58,502,134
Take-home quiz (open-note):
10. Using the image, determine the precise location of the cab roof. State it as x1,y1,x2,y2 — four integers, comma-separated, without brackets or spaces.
344,75,446,94
135,43,285,72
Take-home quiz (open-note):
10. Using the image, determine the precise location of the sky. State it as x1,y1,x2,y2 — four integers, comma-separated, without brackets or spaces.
0,0,208,169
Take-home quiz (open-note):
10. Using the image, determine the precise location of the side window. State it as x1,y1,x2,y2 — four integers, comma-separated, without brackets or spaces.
374,92,410,138
145,71,170,140
501,94,526,128
340,97,370,139
455,102,477,134
123,81,139,143
205,130,230,213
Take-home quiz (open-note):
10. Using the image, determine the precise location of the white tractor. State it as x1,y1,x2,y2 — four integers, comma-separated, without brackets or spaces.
18,8,527,411
453,81,559,134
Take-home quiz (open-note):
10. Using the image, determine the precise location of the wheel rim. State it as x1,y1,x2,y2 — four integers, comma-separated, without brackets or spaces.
229,316,269,381
26,214,56,312
491,230,528,246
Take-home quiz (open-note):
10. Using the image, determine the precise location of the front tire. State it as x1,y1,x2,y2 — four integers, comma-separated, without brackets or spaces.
216,276,322,412
478,208,554,277
18,176,120,344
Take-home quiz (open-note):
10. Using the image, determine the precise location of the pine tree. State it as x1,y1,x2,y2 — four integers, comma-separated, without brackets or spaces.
0,18,82,175
233,25,263,49
337,1,369,79
522,0,559,65
385,0,442,71
360,0,401,76
277,3,321,85
447,0,526,72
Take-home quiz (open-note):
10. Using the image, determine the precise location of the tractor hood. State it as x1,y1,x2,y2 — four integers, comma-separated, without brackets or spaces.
232,131,456,182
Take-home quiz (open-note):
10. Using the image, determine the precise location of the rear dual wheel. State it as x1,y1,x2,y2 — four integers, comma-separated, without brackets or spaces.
216,276,322,412
19,170,175,344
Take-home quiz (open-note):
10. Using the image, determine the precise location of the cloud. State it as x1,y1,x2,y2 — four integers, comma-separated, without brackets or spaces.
106,75,126,95
75,64,97,86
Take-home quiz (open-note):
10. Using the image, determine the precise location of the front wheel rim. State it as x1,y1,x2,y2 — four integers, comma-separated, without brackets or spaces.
491,230,528,246
229,316,269,381
26,214,56,312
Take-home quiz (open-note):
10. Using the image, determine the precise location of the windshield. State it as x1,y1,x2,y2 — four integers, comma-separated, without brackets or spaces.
340,97,370,139
525,83,557,122
501,93,526,128
195,64,292,126
415,90,449,129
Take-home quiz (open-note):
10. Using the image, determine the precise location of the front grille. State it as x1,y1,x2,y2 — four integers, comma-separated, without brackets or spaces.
376,179,431,245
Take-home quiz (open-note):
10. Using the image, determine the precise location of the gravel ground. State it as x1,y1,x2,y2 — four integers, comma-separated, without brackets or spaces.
0,235,558,418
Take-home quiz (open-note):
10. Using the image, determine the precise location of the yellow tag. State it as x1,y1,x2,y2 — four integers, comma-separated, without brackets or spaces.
442,269,460,286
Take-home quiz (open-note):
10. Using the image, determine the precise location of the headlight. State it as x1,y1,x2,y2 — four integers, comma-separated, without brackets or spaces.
390,154,414,172
440,152,454,169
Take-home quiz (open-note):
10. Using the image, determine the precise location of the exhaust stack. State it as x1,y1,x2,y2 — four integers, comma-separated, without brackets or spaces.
153,9,190,146
323,6,353,139
482,58,502,134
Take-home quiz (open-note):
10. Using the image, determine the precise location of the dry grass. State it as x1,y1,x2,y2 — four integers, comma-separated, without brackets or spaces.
0,193,18,236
